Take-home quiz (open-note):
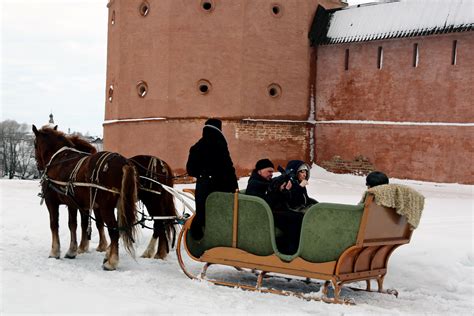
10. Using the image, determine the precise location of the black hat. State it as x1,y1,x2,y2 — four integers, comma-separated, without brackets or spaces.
205,118,222,131
255,158,274,171
366,171,389,188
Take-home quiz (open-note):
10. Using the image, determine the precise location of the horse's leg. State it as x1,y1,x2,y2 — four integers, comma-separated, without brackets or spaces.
78,210,90,253
94,210,108,252
155,221,169,260
45,200,61,259
101,208,119,271
103,227,119,271
65,207,78,259
141,233,158,258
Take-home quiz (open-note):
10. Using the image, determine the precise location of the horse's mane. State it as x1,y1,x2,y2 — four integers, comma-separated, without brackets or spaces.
38,126,97,154
38,126,74,147
68,135,97,154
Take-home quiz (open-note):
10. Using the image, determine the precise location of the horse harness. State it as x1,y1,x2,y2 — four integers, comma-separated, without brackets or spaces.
39,147,120,202
39,147,131,236
39,147,186,236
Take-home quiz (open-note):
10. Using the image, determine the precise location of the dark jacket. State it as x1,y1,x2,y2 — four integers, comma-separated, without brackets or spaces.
186,125,238,236
186,126,238,192
246,167,303,255
245,170,274,206
246,170,291,214
285,160,318,212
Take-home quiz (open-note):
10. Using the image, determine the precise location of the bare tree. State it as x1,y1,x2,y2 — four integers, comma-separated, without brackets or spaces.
0,120,36,179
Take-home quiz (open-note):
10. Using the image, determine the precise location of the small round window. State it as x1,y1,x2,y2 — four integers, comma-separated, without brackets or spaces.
136,81,148,98
197,79,212,95
139,1,150,17
200,0,214,12
271,3,283,17
108,85,114,103
267,83,282,98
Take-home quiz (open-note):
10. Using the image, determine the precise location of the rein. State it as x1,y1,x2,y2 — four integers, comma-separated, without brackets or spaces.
129,157,189,181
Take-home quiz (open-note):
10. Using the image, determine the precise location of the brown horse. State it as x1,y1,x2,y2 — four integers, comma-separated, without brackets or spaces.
92,155,178,260
33,125,138,270
129,155,177,259
66,135,177,259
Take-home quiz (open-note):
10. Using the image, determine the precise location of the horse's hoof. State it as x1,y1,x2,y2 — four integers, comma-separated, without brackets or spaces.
102,262,116,271
96,246,107,252
154,253,167,260
64,253,77,259
141,251,152,259
49,255,60,259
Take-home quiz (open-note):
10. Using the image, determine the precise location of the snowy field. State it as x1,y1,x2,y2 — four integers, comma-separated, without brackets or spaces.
1,166,473,315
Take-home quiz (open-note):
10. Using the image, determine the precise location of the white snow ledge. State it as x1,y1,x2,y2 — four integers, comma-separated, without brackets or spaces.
103,118,166,125
314,120,474,126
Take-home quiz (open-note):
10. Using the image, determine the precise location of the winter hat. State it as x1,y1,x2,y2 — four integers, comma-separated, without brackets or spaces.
366,171,389,188
297,164,309,172
255,158,274,171
205,118,222,131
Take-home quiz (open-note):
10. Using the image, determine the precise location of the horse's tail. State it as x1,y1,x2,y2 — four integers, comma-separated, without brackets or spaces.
118,163,138,257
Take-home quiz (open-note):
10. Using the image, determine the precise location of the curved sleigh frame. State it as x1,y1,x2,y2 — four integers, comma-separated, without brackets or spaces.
176,191,413,304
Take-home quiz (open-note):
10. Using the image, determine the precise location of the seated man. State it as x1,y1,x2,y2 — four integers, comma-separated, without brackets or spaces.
246,158,303,255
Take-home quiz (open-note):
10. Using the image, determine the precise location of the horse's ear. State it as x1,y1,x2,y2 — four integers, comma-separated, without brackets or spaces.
54,125,58,130
32,125,38,136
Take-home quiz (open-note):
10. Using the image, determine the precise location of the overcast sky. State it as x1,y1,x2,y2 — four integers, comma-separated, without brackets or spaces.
1,0,370,137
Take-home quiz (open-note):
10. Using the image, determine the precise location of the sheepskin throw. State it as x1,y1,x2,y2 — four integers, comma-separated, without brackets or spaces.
361,184,425,229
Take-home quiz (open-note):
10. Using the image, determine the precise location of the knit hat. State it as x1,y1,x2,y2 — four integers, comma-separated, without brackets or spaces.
297,164,309,172
255,158,274,171
205,118,222,131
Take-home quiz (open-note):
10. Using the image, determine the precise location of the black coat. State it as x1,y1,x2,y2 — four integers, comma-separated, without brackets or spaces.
285,160,318,212
246,170,271,203
246,169,303,255
186,125,238,234
246,170,291,214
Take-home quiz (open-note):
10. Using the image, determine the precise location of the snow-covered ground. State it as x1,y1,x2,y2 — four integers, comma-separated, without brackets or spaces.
1,166,473,315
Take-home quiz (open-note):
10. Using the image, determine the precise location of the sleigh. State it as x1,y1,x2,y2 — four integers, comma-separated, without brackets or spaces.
177,186,423,304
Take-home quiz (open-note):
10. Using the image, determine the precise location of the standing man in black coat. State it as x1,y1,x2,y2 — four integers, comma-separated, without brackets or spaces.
186,118,238,239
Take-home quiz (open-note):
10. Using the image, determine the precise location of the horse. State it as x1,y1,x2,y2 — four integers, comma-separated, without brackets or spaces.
66,135,177,259
33,125,138,270
128,155,177,259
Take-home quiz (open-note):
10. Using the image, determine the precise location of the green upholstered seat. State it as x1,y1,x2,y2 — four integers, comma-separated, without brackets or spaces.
186,192,364,263
298,203,364,263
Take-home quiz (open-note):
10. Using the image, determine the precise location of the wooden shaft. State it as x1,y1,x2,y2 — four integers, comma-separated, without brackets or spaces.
232,190,239,248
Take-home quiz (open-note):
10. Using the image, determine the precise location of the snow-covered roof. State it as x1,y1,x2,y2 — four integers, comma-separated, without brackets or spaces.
315,0,473,45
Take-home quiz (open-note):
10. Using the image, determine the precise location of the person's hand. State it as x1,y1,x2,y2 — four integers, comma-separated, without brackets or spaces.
299,179,308,187
279,181,292,191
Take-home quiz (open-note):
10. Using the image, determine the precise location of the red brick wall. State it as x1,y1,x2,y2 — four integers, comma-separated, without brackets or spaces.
104,119,309,177
314,32,474,183
316,33,473,123
315,123,473,184
104,0,325,122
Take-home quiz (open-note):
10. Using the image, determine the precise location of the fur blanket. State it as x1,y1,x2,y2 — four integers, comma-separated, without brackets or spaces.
360,184,425,229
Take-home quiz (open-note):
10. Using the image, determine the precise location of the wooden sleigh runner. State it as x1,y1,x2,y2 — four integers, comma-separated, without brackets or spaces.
176,185,424,304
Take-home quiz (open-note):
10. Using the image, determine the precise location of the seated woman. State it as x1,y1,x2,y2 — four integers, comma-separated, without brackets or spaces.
284,160,318,213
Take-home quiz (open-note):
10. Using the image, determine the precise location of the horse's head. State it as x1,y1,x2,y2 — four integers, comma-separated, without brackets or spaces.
32,125,74,171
